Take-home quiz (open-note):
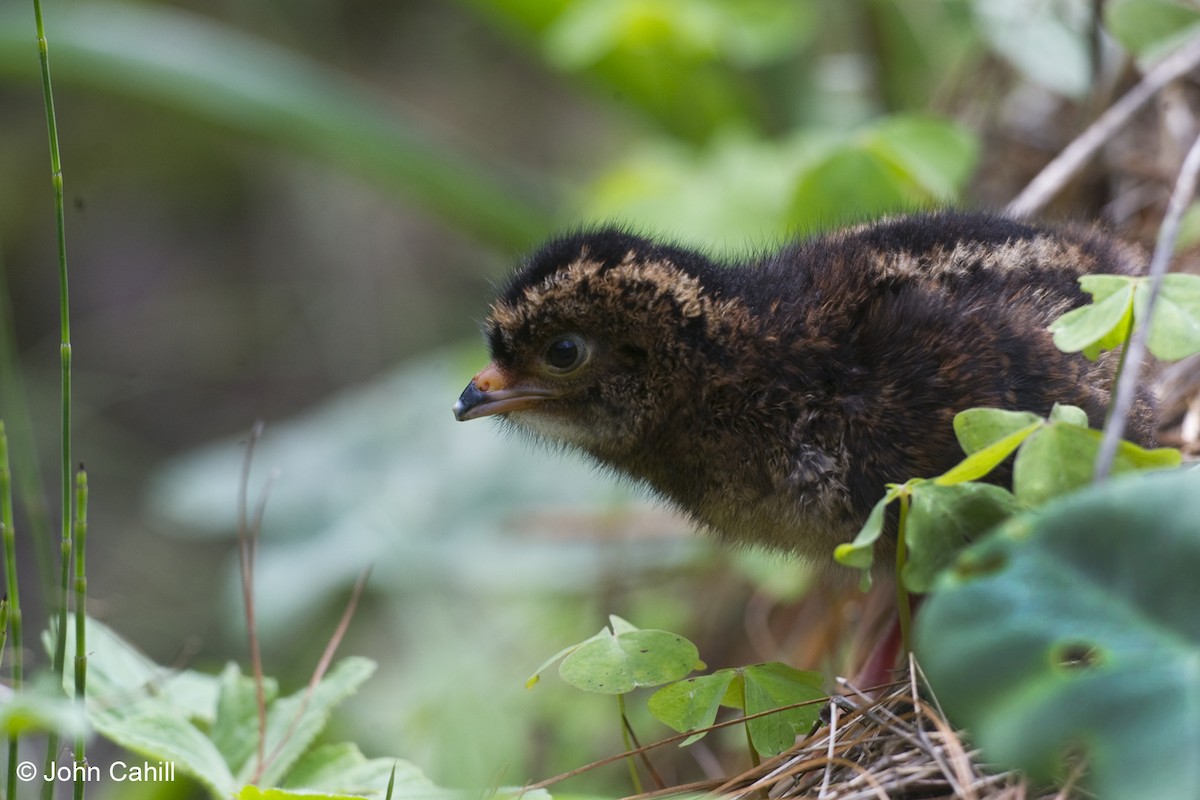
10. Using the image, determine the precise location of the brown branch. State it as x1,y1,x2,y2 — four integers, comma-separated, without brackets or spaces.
1007,33,1200,217
237,420,268,779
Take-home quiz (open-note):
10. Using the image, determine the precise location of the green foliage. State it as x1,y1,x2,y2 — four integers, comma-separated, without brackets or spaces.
587,114,978,242
900,481,1023,592
531,618,827,764
0,3,555,251
915,467,1200,800
906,265,1199,798
527,615,703,694
787,115,978,230
7,0,1197,794
834,406,1180,585
467,0,815,142
1105,0,1200,59
48,615,426,800
970,0,1093,97
647,662,824,756
0,677,86,739
1049,273,1200,361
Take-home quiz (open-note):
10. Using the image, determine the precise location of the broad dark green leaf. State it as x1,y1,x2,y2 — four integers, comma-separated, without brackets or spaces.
916,468,1200,800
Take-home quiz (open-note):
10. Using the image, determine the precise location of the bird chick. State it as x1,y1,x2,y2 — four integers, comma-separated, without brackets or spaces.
453,211,1156,565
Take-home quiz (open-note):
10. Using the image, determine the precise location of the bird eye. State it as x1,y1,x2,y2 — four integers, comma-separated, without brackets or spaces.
544,336,586,372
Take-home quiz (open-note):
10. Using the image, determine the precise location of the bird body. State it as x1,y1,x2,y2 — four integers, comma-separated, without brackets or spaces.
455,211,1155,565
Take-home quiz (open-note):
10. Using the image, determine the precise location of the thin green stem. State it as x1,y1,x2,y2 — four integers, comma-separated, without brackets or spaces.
894,492,912,658
1100,311,1136,432
616,694,643,795
31,0,75,792
72,468,88,800
1,423,23,800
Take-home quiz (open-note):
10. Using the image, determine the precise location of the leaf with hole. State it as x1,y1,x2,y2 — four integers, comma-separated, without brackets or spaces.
902,481,1023,593
916,467,1200,800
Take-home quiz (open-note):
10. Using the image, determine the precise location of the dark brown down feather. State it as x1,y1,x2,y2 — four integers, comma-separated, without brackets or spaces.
455,211,1157,566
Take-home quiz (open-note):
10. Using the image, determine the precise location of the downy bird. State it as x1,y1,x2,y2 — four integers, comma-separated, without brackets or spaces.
454,211,1155,566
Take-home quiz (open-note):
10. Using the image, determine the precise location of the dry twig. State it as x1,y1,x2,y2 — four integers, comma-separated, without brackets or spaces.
1007,34,1200,217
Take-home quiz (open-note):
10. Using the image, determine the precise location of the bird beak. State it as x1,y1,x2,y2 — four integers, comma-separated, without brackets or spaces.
453,362,557,421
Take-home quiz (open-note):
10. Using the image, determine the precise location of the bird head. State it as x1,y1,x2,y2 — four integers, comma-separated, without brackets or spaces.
453,229,742,459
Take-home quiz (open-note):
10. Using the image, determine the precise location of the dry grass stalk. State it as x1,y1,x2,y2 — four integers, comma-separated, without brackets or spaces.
627,657,1085,800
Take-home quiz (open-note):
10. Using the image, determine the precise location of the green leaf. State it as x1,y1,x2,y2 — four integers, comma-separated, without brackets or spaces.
972,0,1092,97
0,678,87,739
1013,422,1180,506
53,616,234,797
248,657,377,787
213,662,279,776
1048,276,1136,356
862,115,979,200
239,787,364,800
834,484,906,577
525,641,583,689
902,482,1023,593
1138,273,1200,360
282,744,440,799
649,662,824,754
1105,0,1200,59
647,668,738,747
951,408,1044,456
0,4,553,250
789,145,914,230
558,618,701,694
1047,403,1089,427
915,467,1200,800
740,663,826,757
937,418,1043,486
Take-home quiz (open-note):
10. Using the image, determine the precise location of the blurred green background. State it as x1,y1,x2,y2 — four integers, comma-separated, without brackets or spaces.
1,0,1196,795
